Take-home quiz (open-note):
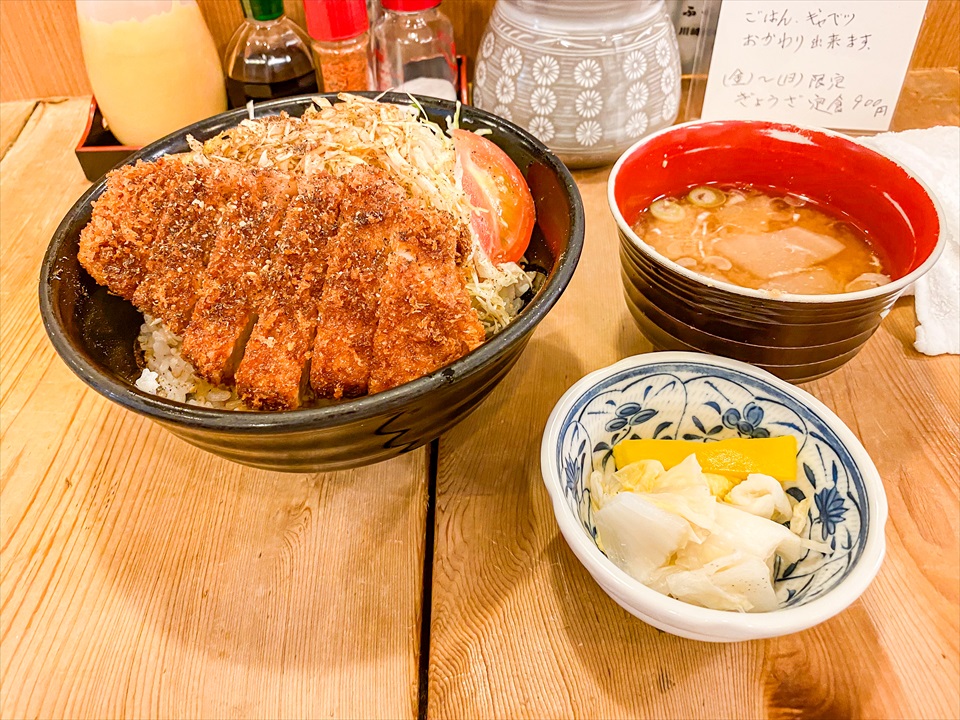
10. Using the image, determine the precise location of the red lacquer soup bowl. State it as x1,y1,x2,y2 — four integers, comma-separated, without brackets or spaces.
607,120,945,383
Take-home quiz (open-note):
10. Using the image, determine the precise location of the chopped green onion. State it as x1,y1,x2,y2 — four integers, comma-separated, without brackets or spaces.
649,197,686,222
687,186,726,208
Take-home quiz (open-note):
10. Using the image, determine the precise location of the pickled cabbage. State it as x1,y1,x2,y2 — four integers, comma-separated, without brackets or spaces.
589,454,830,612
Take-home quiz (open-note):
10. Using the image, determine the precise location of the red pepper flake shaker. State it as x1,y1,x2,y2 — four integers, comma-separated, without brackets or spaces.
303,0,374,92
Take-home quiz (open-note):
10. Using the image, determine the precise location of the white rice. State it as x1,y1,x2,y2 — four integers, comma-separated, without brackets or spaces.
134,315,246,410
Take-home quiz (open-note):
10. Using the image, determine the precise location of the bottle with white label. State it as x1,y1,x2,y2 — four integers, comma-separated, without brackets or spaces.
76,0,227,147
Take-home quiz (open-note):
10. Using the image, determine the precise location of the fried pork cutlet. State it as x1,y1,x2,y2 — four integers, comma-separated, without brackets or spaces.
78,157,187,300
367,203,485,394
180,168,296,386
131,162,243,334
235,173,343,410
309,166,405,399
79,155,494,409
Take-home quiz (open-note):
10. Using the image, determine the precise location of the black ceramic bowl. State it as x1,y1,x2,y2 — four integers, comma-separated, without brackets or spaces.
40,93,584,472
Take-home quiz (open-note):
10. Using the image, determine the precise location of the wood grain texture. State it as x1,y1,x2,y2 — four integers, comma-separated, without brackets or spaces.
428,71,960,719
914,0,960,70
441,0,497,72
0,0,954,102
0,99,427,719
893,67,960,131
0,100,36,160
0,0,89,101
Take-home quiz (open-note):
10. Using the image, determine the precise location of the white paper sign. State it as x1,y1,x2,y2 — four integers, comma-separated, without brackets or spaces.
701,0,928,131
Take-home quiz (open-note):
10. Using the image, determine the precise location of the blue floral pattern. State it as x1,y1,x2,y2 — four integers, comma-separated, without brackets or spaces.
815,486,848,540
721,402,771,438
554,361,869,609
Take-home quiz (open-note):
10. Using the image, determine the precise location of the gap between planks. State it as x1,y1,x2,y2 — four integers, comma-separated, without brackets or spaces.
417,439,440,720
0,100,39,162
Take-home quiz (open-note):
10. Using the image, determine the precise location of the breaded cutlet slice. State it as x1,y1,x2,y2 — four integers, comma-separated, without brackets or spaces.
131,161,244,334
367,205,485,394
78,157,186,299
180,167,296,386
235,173,343,410
310,166,405,399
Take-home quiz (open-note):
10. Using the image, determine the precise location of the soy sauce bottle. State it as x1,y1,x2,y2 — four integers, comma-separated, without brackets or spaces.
223,0,318,108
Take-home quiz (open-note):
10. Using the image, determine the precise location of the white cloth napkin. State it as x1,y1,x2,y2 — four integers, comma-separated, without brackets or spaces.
859,126,960,356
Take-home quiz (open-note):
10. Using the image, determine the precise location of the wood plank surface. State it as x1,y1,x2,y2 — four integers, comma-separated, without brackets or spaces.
0,100,36,161
892,67,960,131
428,71,960,719
0,99,427,719
1,72,958,720
914,0,960,70
0,0,956,103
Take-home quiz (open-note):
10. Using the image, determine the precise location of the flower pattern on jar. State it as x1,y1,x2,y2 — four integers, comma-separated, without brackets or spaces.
660,64,678,96
475,59,487,88
528,115,555,142
655,37,673,67
530,86,557,115
626,82,649,111
496,76,516,104
501,46,523,77
575,120,602,146
625,50,648,81
662,88,680,122
532,56,560,86
481,33,495,58
470,8,682,166
575,90,603,118
626,112,649,137
573,59,602,88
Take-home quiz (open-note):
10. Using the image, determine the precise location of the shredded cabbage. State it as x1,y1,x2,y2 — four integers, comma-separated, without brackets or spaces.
193,93,532,335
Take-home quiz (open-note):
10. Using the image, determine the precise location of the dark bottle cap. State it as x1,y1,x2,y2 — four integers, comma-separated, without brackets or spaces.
380,0,442,12
303,0,369,41
240,0,284,21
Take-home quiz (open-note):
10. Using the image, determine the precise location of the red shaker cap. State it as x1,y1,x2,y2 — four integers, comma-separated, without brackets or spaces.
303,0,369,41
380,0,442,11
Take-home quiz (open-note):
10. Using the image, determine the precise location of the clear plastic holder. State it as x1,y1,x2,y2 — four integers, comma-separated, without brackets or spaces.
677,0,925,136
678,0,720,124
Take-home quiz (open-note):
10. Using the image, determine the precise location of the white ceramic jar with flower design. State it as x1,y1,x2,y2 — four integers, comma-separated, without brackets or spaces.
474,0,682,168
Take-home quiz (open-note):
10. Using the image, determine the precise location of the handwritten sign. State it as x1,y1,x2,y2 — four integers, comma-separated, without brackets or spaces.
701,1,928,131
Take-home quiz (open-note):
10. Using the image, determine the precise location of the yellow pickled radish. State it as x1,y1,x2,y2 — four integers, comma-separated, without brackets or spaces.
612,436,798,481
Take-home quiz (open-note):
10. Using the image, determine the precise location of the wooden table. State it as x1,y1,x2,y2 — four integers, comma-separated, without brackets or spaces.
2,69,958,720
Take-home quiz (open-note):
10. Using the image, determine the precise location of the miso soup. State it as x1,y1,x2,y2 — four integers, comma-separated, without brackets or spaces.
631,184,891,294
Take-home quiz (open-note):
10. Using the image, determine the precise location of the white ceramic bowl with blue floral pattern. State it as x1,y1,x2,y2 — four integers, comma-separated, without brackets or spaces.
540,352,887,642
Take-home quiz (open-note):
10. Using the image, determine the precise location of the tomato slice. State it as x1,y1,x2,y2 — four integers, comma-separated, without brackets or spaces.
453,129,536,265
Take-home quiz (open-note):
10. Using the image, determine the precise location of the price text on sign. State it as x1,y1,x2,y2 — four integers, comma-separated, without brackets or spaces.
701,0,928,131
